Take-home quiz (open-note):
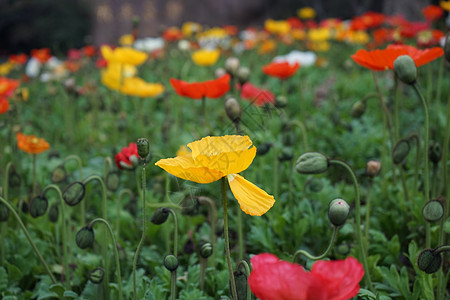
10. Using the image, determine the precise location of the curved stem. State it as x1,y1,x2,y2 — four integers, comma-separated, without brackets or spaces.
434,245,450,254
167,209,178,257
198,196,217,267
290,120,309,150
1,162,13,265
408,133,421,199
0,196,57,283
222,178,238,300
293,226,338,262
237,260,251,300
41,185,70,289
88,218,123,300
329,159,373,291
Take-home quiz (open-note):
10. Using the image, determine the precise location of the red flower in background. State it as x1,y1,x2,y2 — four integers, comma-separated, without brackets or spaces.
9,54,28,65
95,58,108,68
351,44,443,71
249,254,364,300
0,98,9,114
262,61,300,79
351,11,385,30
422,5,444,22
163,27,184,42
31,48,51,63
287,17,304,29
239,82,275,106
223,25,239,35
115,143,139,170
67,49,82,61
170,74,230,99
0,77,20,98
83,45,96,57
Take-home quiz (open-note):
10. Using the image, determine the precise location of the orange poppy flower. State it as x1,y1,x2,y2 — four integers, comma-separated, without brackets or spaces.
162,27,184,42
0,98,9,114
16,133,50,154
351,44,444,71
0,77,20,98
83,45,96,57
31,48,51,63
170,74,230,100
262,61,300,79
422,5,444,22
9,54,28,65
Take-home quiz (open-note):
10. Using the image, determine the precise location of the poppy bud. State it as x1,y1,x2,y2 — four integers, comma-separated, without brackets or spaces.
164,254,179,271
215,67,227,78
366,160,381,177
236,66,250,85
295,152,329,174
29,195,48,218
305,177,324,193
51,165,67,183
275,95,287,108
278,147,294,162
150,207,170,225
328,198,350,226
199,242,213,258
350,101,366,118
256,142,272,156
232,270,248,300
444,33,450,63
0,203,9,222
76,226,95,249
137,138,149,160
62,181,85,206
125,197,138,217
225,97,242,123
8,167,21,188
181,196,200,216
132,16,140,28
392,139,411,165
105,171,120,191
422,198,444,222
48,203,59,223
417,249,442,274
394,55,417,85
117,113,128,132
336,243,350,255
183,238,195,254
89,267,105,284
225,57,240,76
428,141,441,164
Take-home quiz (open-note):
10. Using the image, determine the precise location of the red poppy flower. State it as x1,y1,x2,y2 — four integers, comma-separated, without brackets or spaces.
83,45,96,57
351,12,385,30
262,62,300,79
287,17,304,29
351,44,444,71
248,253,364,300
115,143,139,170
9,54,28,65
239,82,275,106
95,58,108,68
67,49,82,61
170,74,230,100
223,25,239,36
400,21,430,39
162,27,184,42
0,77,20,98
31,48,51,63
422,5,444,22
0,98,9,114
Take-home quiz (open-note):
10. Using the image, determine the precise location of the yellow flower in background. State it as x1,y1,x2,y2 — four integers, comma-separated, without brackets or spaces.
119,34,135,46
308,41,330,52
0,62,14,76
347,30,370,45
101,45,147,66
258,39,277,54
308,28,331,41
441,1,450,11
264,19,291,35
191,48,220,66
298,7,316,19
120,77,164,97
291,29,306,40
197,27,228,40
182,22,203,37
156,135,275,216
101,63,137,91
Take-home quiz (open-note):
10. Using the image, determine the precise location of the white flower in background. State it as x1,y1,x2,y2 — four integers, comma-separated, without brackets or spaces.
233,42,246,55
25,57,41,78
273,50,317,67
134,37,165,52
40,57,68,82
178,40,191,51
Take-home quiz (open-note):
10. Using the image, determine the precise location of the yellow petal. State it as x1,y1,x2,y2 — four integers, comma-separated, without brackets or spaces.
188,135,257,175
227,174,275,216
155,154,224,184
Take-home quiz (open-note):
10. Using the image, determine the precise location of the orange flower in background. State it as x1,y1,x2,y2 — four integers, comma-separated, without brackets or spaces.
16,133,50,154
0,98,9,114
83,45,96,57
258,40,277,55
9,54,28,65
170,74,230,99
31,48,51,63
351,12,385,30
223,25,239,36
422,5,444,22
163,27,184,42
441,1,450,11
0,77,20,98
239,82,275,106
262,61,300,79
351,44,444,71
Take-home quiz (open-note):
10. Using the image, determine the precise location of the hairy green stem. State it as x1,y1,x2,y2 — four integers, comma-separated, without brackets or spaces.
198,196,217,267
117,189,133,237
237,260,251,300
293,226,338,262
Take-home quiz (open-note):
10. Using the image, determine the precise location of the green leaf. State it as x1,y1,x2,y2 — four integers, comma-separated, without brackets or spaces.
49,283,65,298
4,262,23,282
0,266,8,292
63,290,79,299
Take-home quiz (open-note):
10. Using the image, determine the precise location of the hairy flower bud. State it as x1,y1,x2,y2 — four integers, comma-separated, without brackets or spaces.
62,181,85,206
51,165,67,183
48,203,59,223
105,171,120,191
76,226,95,249
0,203,9,222
181,196,200,216
236,66,250,85
150,207,170,225
350,101,366,118
278,147,294,162
136,138,149,160
199,242,213,258
394,55,417,84
422,198,444,222
428,141,442,164
164,254,179,271
215,67,227,78
89,267,105,284
224,97,242,123
328,198,350,226
225,57,240,76
275,95,288,108
233,270,248,300
366,160,381,177
256,142,272,156
305,177,324,193
392,139,411,165
417,249,442,274
29,195,48,218
295,152,329,174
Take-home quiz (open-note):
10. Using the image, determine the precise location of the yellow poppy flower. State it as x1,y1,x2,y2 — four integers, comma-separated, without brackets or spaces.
176,145,191,156
101,63,137,91
119,34,135,46
440,1,450,11
264,19,291,35
258,39,277,54
120,77,164,97
191,49,220,66
308,28,331,41
297,7,316,19
0,62,14,76
155,135,275,216
182,22,202,37
101,45,147,66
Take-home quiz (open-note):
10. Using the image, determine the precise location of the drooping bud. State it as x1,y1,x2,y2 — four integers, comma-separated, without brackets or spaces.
136,138,149,160
51,165,67,183
181,196,200,216
350,101,366,118
199,242,213,258
417,249,442,274
232,270,248,300
305,177,324,193
295,152,329,174
89,267,105,284
150,207,170,225
76,226,95,249
29,195,49,218
274,95,288,108
48,203,59,223
236,66,250,85
8,166,21,188
366,160,381,177
278,147,294,162
225,57,240,76
422,198,444,222
256,142,272,156
224,97,242,123
183,238,195,254
393,55,417,85
105,171,120,191
428,141,441,164
328,198,350,226
0,203,9,222
164,254,179,271
62,181,85,206
392,139,411,165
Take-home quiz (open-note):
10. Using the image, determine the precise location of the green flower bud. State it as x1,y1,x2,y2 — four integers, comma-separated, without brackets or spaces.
76,226,95,249
62,181,85,206
105,171,120,192
137,138,149,159
181,196,200,216
225,57,240,76
444,33,450,63
275,96,288,108
232,270,248,300
336,243,350,255
428,141,441,164
132,16,140,28
305,177,324,193
51,165,67,183
0,203,9,222
89,267,105,284
29,195,48,218
8,167,21,188
295,152,329,174
392,139,411,165
256,142,272,156
48,203,59,223
125,197,138,217
150,207,170,225
236,66,250,85
199,242,213,258
224,97,242,123
328,198,350,226
278,147,294,162
422,199,444,222
350,101,366,118
394,55,417,85
164,254,179,271
417,249,442,274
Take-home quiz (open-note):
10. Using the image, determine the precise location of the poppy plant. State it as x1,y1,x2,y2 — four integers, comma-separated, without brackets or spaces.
170,74,230,100
0,77,20,98
120,77,164,98
239,82,275,106
191,48,220,66
422,5,444,22
100,45,147,66
155,135,275,216
262,61,300,79
31,48,51,63
248,253,364,300
0,98,9,114
351,44,444,71
115,143,139,170
16,133,50,154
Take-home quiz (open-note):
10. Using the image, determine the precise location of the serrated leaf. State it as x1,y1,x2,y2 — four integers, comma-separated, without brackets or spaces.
49,283,65,298
0,266,8,292
5,262,23,282
63,290,79,299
